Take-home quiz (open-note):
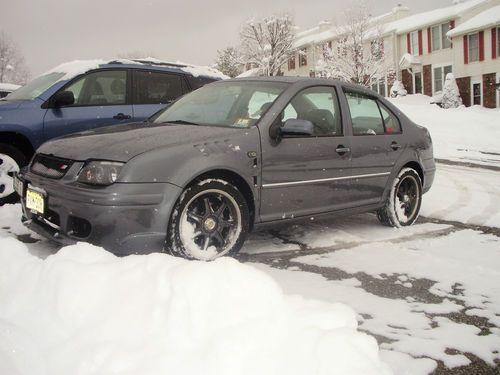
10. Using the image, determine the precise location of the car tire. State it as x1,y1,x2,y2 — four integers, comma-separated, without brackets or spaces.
166,179,250,261
377,168,422,228
0,144,28,205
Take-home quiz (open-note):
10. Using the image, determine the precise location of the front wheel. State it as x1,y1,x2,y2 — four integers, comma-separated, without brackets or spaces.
166,179,250,261
0,144,28,205
377,168,422,227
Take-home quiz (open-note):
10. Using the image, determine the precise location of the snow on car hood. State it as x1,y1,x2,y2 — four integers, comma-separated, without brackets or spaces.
37,122,249,162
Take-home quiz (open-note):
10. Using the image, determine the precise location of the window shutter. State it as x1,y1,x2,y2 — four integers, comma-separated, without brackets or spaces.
418,30,423,55
427,27,432,53
463,35,468,64
492,28,497,59
407,33,411,53
479,31,484,61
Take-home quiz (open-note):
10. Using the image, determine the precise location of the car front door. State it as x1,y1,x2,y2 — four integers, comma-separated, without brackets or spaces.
260,85,353,222
132,70,189,121
343,90,405,206
43,69,133,140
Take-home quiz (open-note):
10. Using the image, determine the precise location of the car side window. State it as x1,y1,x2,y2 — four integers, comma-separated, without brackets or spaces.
247,91,280,119
378,102,402,133
345,92,384,135
64,70,127,106
133,71,185,105
282,86,341,136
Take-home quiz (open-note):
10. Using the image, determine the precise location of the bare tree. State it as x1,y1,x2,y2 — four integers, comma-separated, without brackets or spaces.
315,5,388,87
240,14,296,76
214,47,241,78
0,32,29,85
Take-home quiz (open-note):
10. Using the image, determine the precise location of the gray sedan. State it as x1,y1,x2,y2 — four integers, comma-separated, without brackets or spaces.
15,77,435,260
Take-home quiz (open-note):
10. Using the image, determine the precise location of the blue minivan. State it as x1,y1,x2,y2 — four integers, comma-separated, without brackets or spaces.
0,59,223,203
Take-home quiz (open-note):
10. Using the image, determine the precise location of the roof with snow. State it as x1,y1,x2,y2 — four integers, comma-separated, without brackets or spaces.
43,59,228,81
292,0,490,48
447,4,500,36
382,0,490,35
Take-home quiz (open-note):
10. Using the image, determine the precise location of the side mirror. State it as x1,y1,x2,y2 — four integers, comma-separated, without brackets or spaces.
281,118,314,137
51,91,75,108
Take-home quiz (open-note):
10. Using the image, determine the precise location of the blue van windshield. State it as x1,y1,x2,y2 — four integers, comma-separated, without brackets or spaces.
5,72,65,101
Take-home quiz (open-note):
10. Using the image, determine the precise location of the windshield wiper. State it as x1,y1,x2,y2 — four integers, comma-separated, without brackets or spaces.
163,119,199,125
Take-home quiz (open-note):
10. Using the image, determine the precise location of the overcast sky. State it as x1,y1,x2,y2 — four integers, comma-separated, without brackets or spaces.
2,0,451,77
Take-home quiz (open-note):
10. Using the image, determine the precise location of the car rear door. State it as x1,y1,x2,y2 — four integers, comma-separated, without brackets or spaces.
131,70,190,121
43,69,133,140
259,84,353,222
342,89,405,206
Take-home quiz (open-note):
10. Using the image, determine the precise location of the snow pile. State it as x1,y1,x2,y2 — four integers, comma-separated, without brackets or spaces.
389,80,407,97
0,237,390,375
441,73,463,109
390,94,500,166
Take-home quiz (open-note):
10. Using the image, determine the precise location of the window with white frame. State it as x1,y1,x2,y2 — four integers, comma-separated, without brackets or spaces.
468,33,479,62
433,65,452,93
370,77,387,97
410,31,419,55
431,23,451,51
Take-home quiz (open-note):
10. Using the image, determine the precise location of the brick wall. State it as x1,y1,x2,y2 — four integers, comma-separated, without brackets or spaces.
483,73,497,108
456,77,471,107
402,69,413,94
423,65,432,96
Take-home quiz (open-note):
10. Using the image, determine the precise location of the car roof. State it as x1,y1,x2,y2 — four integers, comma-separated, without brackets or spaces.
226,76,378,96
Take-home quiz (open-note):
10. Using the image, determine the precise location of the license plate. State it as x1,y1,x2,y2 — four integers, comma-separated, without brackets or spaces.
13,174,24,196
26,188,45,214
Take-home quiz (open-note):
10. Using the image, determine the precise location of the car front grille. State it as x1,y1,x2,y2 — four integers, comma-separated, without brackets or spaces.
31,154,73,179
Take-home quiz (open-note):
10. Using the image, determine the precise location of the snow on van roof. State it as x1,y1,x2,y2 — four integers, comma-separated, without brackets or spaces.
44,58,227,81
447,4,500,37
0,83,21,91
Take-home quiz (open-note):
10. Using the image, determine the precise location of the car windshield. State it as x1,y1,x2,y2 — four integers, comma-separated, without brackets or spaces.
4,72,65,101
153,81,288,128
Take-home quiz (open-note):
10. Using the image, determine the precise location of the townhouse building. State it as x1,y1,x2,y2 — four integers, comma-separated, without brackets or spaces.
282,0,500,108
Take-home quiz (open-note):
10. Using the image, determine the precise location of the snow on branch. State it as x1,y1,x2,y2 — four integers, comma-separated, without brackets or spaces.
315,4,391,87
240,14,296,76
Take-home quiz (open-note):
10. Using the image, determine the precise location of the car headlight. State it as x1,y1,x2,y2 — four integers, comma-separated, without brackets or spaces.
77,161,124,185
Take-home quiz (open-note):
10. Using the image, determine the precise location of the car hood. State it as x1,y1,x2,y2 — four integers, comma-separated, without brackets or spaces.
37,121,249,162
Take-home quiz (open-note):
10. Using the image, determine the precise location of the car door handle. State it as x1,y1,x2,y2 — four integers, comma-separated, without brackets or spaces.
391,141,402,151
335,145,350,155
113,113,131,120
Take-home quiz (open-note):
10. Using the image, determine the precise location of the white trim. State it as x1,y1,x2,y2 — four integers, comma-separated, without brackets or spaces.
262,172,391,188
471,78,483,106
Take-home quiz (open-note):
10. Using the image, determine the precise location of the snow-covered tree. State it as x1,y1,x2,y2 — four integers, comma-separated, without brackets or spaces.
0,32,29,85
441,73,463,109
315,5,388,87
240,14,296,76
213,47,241,78
389,80,407,97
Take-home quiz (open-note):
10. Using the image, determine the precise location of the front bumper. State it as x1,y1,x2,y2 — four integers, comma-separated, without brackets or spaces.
17,170,182,255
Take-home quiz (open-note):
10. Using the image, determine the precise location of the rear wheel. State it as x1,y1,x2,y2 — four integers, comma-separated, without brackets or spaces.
0,144,27,205
166,179,250,261
377,168,422,227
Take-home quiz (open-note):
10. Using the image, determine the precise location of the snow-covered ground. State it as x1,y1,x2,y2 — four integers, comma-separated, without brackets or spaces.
389,94,500,167
1,95,499,374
